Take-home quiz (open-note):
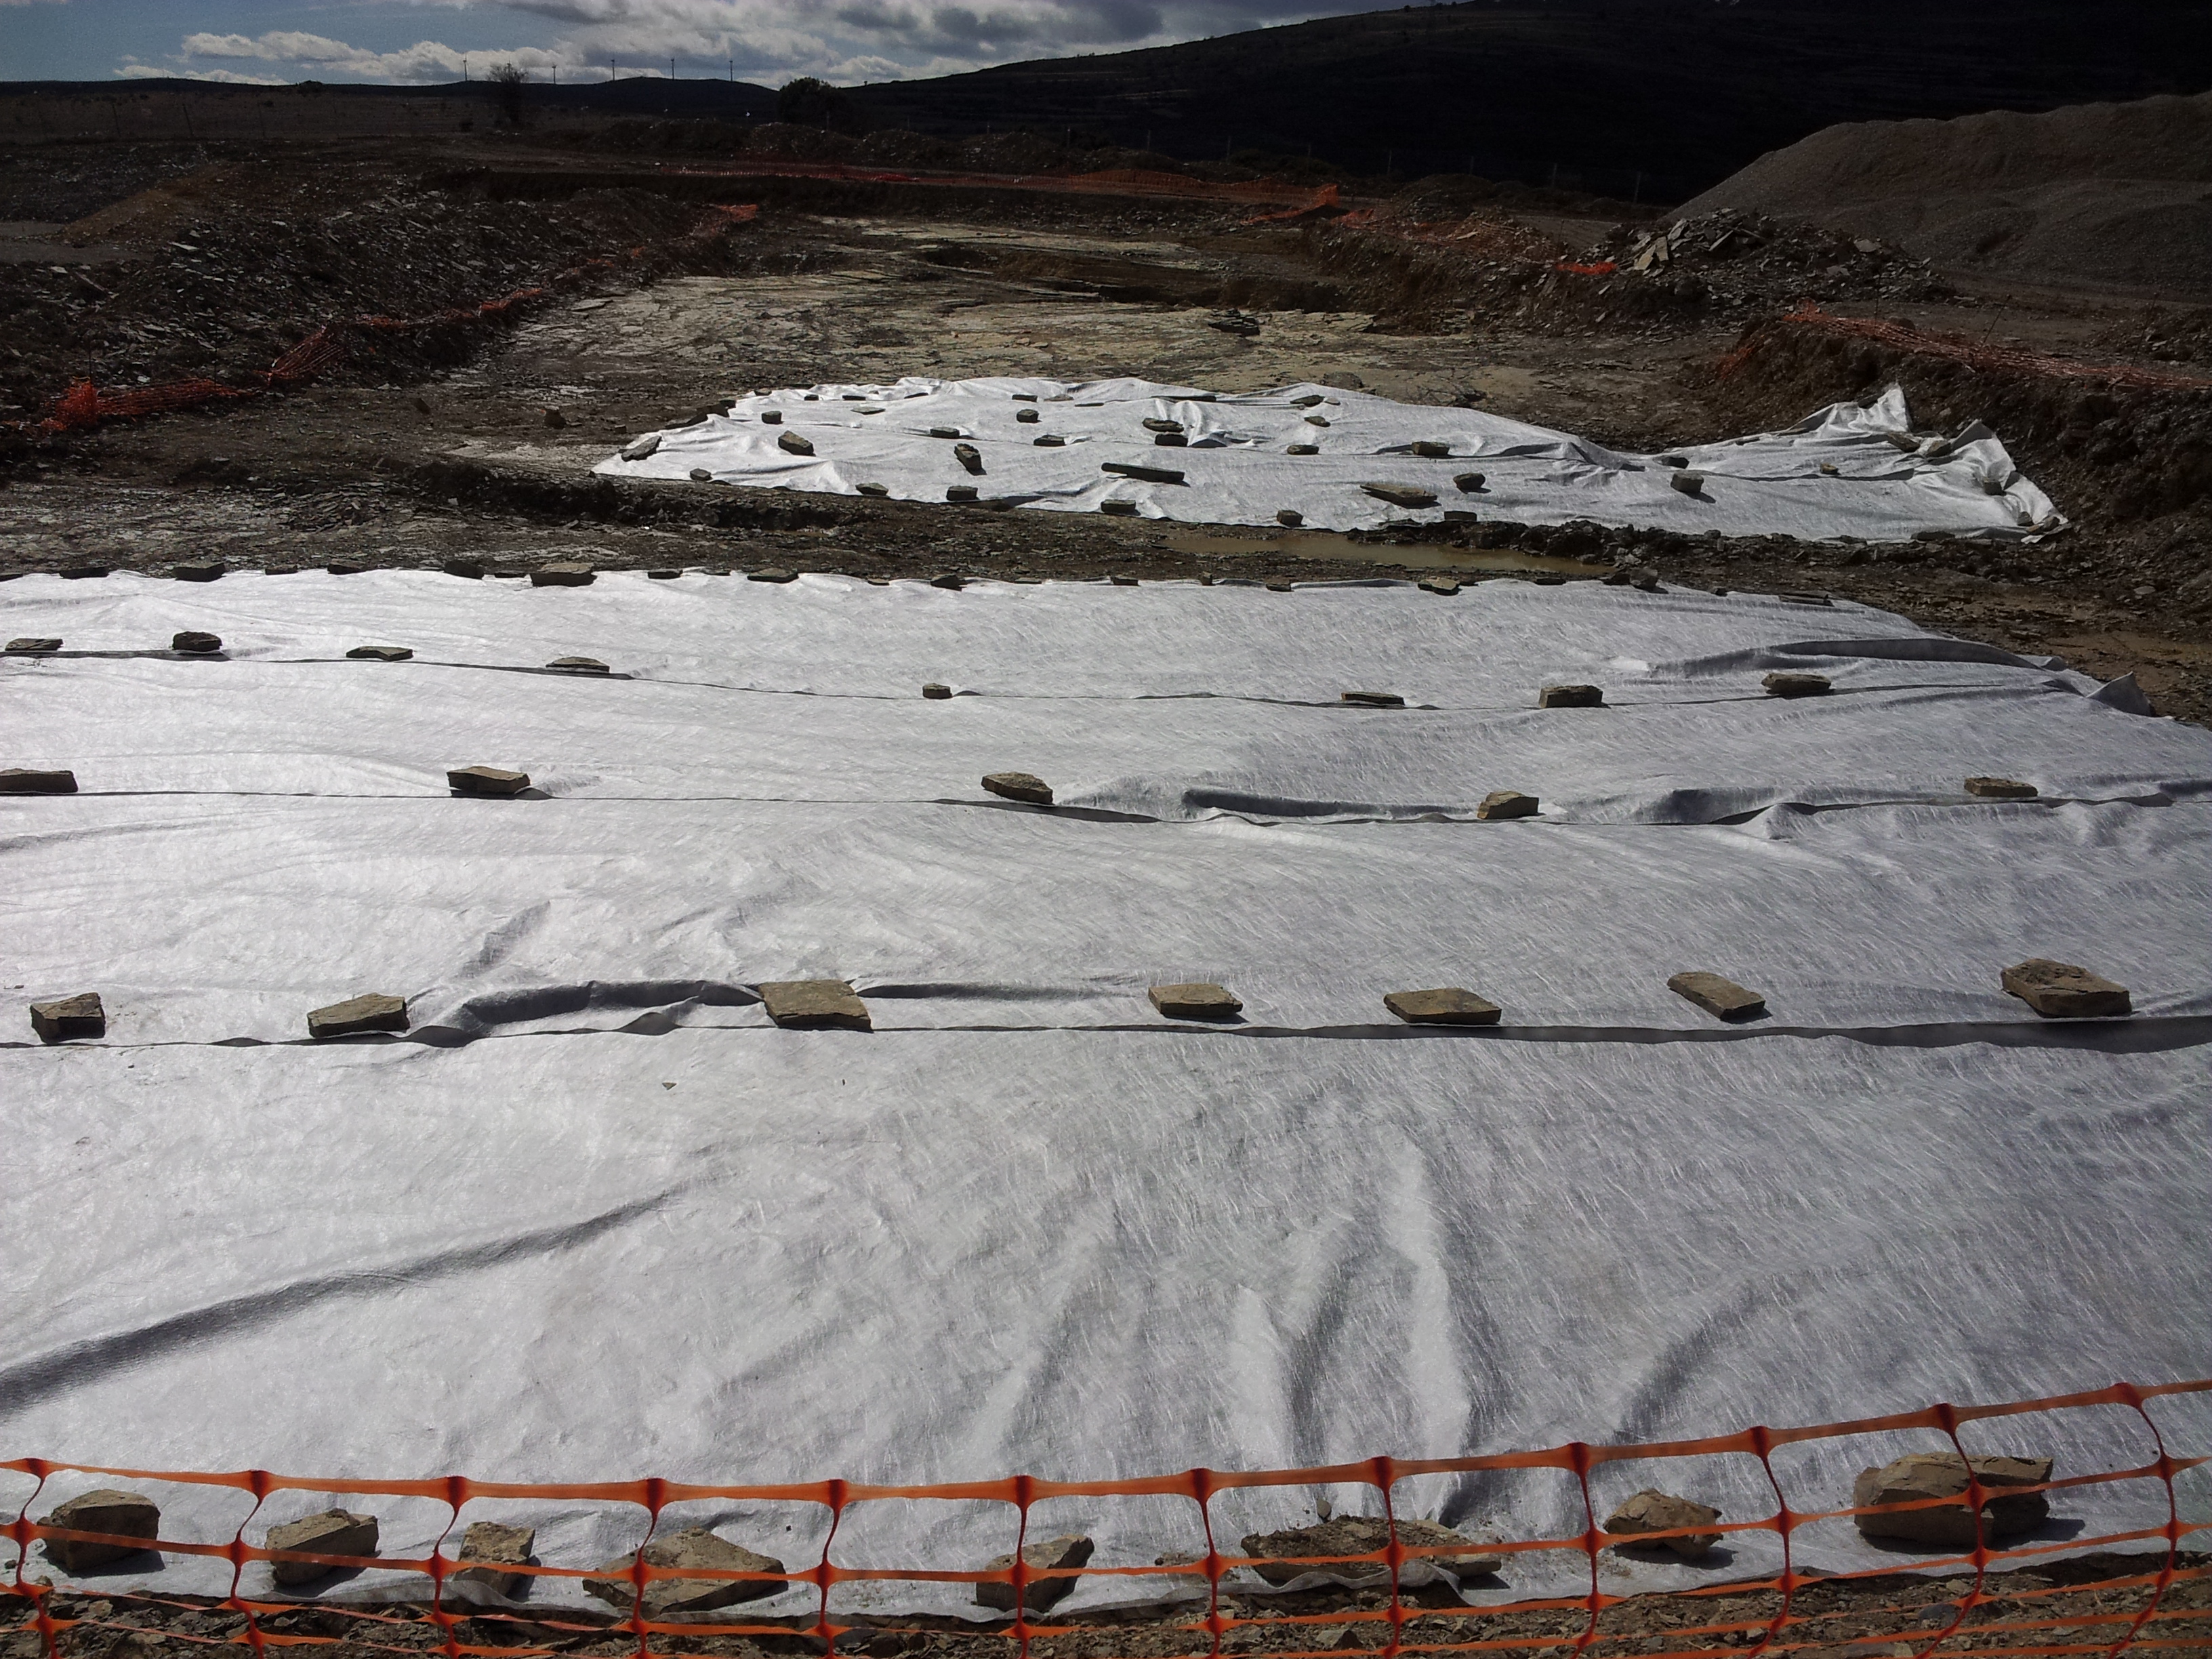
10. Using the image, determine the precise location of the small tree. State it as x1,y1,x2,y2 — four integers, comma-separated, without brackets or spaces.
488,62,527,127
777,76,840,126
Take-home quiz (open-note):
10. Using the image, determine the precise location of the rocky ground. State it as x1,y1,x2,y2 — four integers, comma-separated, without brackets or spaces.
2,136,2207,730
4,1550,2206,1659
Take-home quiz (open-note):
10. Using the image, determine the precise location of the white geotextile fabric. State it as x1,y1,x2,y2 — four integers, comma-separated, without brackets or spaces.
593,377,2062,540
3,571,2207,1612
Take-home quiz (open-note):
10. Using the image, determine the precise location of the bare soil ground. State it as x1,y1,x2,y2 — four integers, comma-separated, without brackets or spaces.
2,136,2207,726
5,1552,2207,1659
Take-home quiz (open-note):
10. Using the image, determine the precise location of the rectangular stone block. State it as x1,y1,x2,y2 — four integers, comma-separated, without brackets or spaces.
1965,776,2038,799
1385,987,1500,1026
454,1521,536,1596
760,979,872,1031
2001,959,2130,1019
30,991,106,1042
1,769,78,794
41,1488,160,1572
308,993,410,1039
448,766,531,797
1668,971,1766,1021
530,562,595,587
265,1509,379,1586
1148,983,1242,1020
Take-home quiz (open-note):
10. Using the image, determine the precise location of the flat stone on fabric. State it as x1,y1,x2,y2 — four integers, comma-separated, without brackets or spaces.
1668,971,1766,1021
1763,672,1831,697
1099,498,1138,514
1277,509,1303,526
1851,1453,2051,1547
975,1534,1094,1614
1419,577,1460,595
1101,462,1185,484
453,1521,536,1595
759,980,872,1031
1539,684,1605,708
857,481,890,495
265,1510,380,1586
1341,690,1405,708
1604,1491,1722,1557
1148,983,1242,1020
30,991,106,1042
1475,790,1540,820
647,569,681,579
443,559,485,579
947,485,980,501
1,769,79,794
41,1489,161,1572
308,993,410,1040
1965,776,2039,798
982,771,1053,805
1242,1517,1502,1586
778,431,815,455
172,562,225,582
171,631,222,653
954,443,984,474
931,573,966,590
1671,470,1706,494
583,1529,787,1617
7,638,62,653
546,657,609,673
1410,441,1452,457
748,568,797,583
1385,988,1500,1026
2001,959,2131,1019
1362,483,1438,509
348,645,413,661
922,682,952,699
1454,472,1487,492
531,562,595,587
1286,443,1319,455
448,765,531,797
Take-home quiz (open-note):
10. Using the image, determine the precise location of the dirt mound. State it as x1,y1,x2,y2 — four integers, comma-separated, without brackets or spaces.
1679,91,2212,300
1597,209,1953,308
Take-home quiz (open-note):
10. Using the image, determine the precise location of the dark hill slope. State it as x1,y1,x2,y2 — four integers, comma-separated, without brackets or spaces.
843,0,2212,202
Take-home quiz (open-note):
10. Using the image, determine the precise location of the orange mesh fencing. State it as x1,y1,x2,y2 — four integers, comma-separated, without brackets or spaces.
5,1378,2207,1659
1724,305,2212,393
14,204,760,438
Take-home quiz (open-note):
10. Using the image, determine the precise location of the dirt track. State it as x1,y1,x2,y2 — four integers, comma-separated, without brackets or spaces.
3,138,2207,722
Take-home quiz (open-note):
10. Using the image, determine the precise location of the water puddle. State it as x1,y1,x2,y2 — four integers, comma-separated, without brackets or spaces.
1162,527,1595,575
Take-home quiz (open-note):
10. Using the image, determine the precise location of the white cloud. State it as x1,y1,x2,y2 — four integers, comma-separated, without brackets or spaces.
115,62,290,85
130,1,1365,87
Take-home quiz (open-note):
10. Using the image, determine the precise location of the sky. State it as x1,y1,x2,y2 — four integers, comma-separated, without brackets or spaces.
0,0,1404,87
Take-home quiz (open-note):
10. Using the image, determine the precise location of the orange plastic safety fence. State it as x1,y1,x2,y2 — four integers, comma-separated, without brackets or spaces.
1722,305,2212,393
5,1380,2207,1659
14,204,760,439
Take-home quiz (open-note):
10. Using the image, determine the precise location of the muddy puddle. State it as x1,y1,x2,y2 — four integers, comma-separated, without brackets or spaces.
1162,527,1596,575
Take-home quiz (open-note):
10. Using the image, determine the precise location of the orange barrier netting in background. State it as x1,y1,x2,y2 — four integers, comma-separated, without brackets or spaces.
1727,305,2212,394
6,1378,2207,1659
16,205,760,438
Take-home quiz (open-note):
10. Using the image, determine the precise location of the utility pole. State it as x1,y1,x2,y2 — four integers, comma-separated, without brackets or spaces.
463,56,469,81
670,57,676,80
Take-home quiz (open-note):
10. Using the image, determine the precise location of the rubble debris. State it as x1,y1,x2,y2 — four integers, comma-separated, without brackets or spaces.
41,1488,160,1572
1763,672,1832,698
1385,987,1501,1026
1,769,79,794
7,638,63,654
1538,684,1605,708
2001,959,2131,1019
546,657,610,673
1362,483,1438,508
171,631,222,654
531,562,595,588
1965,777,2039,799
1242,1517,1502,1585
1668,971,1766,1021
266,1510,380,1586
982,771,1053,805
1851,1453,2052,1547
975,1534,1095,1614
1604,1492,1722,1558
779,432,816,456
308,993,409,1040
758,979,872,1031
1207,311,1263,337
1341,690,1406,708
1149,983,1243,1021
447,765,531,798
30,991,106,1042
584,1530,786,1617
453,1521,535,1597
347,645,413,661
1475,790,1540,820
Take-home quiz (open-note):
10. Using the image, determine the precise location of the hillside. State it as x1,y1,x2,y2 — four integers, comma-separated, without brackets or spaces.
1677,90,2212,298
840,0,2212,201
